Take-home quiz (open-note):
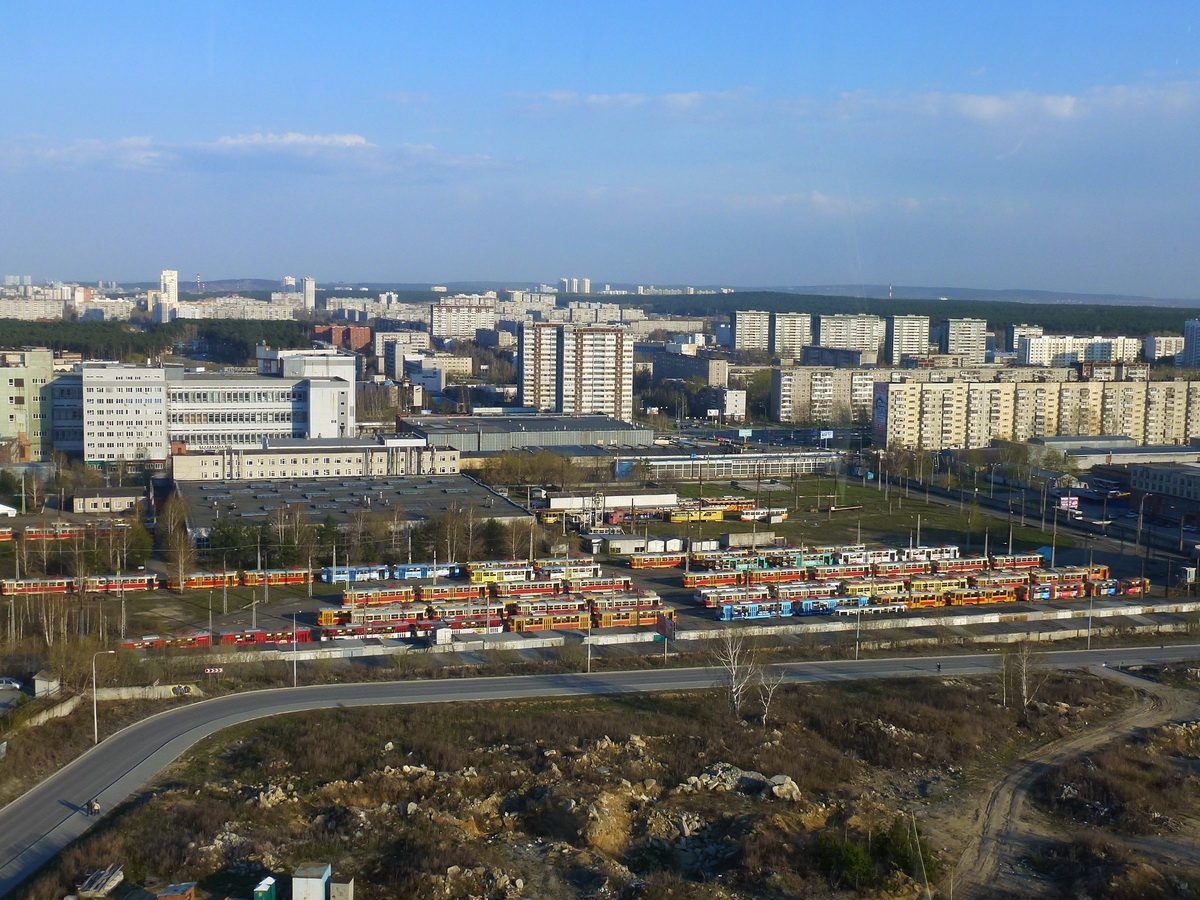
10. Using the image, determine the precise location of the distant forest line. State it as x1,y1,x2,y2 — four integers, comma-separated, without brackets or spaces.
0,319,312,364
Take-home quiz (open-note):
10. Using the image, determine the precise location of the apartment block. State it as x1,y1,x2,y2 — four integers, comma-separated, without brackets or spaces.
771,367,879,423
1007,324,1044,351
1018,335,1141,366
940,318,988,365
0,348,55,461
518,323,633,421
770,312,813,358
885,315,931,364
814,314,886,354
1143,335,1185,362
429,295,497,339
731,310,771,351
312,325,372,353
873,379,1200,450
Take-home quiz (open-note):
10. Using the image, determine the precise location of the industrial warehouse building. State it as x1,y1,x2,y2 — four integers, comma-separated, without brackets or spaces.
396,415,654,454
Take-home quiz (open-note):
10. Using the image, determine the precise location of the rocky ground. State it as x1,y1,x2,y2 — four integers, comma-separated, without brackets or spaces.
14,669,1200,900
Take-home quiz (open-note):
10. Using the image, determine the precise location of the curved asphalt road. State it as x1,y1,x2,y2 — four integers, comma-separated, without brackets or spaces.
2,644,1196,895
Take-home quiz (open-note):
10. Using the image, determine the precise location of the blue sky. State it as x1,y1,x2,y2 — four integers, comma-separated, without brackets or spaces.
1,1,1198,297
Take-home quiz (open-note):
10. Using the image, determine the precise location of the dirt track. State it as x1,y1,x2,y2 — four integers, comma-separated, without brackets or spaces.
952,666,1198,899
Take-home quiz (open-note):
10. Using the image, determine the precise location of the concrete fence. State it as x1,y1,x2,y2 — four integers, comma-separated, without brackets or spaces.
18,695,81,730
93,684,204,701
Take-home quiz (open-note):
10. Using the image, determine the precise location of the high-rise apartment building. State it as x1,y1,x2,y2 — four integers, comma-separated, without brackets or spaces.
160,270,179,305
940,318,988,365
557,277,592,295
518,323,633,421
770,312,813,358
731,310,771,351
429,295,497,339
885,315,931,364
301,276,316,312
814,314,886,353
1007,324,1044,352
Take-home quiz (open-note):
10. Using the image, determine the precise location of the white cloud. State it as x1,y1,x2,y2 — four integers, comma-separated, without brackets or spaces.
0,131,501,176
210,132,373,150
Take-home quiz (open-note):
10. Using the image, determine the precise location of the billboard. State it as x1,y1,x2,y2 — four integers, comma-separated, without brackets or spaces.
819,429,834,441
1058,495,1079,510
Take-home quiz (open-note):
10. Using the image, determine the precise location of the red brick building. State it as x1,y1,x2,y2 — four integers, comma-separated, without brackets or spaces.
312,325,372,353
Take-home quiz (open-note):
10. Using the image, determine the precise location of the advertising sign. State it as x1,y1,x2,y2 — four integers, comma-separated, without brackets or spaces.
1058,496,1079,510
820,429,835,441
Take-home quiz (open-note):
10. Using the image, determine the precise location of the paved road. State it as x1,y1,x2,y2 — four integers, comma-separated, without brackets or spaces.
2,645,1197,895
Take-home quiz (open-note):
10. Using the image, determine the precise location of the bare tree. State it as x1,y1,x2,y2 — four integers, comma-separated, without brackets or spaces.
712,627,759,718
169,528,196,594
757,665,788,726
1015,640,1052,708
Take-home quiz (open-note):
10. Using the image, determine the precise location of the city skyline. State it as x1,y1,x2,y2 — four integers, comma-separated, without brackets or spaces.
1,2,1198,297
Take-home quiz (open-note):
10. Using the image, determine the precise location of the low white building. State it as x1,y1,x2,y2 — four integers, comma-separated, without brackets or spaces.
170,436,459,481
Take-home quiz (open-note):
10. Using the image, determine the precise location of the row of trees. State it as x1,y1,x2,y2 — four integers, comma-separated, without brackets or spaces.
193,500,560,576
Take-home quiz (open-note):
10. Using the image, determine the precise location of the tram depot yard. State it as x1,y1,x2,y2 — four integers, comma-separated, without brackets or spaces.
1,475,1195,665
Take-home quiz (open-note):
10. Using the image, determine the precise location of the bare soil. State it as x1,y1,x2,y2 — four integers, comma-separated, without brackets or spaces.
17,667,1191,900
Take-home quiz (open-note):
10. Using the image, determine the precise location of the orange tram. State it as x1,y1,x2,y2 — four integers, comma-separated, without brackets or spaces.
127,590,674,650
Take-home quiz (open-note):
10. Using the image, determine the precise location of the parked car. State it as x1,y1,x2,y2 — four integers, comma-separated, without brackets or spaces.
0,678,23,690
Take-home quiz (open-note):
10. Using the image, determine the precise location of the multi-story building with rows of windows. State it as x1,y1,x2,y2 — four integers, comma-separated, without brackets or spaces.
873,378,1200,450
52,354,356,463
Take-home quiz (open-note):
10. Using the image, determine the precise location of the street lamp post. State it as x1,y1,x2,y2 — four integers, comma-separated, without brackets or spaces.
92,649,115,744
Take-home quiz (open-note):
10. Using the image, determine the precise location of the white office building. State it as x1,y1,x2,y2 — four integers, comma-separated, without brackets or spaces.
80,364,170,463
57,354,356,462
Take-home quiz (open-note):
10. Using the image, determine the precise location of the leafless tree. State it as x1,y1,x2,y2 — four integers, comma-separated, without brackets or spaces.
712,627,759,718
757,665,788,726
1015,640,1052,708
169,528,196,594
